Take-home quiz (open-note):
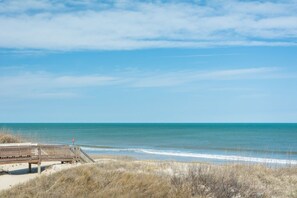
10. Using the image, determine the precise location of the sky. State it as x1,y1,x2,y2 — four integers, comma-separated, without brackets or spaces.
0,0,297,123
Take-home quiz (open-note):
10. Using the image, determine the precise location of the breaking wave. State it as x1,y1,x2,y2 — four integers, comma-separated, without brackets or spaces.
81,147,297,165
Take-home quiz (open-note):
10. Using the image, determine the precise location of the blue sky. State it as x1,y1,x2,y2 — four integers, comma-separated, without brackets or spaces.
0,0,297,122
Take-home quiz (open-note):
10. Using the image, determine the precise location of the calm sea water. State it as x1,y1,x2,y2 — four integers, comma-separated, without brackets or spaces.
1,123,297,165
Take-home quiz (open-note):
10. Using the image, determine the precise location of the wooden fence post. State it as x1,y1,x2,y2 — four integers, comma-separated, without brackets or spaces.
38,145,41,174
75,146,78,162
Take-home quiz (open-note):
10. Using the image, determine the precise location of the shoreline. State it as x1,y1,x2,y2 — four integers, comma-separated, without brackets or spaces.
83,146,297,166
2,123,297,167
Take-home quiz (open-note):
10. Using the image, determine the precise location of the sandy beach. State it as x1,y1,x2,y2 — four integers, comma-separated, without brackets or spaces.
0,161,82,191
0,156,129,192
0,156,160,192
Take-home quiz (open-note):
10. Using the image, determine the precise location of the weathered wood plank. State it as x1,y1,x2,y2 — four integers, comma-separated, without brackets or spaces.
0,144,93,173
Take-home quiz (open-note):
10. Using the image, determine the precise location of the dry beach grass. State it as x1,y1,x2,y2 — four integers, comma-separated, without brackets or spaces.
0,129,22,143
1,157,297,198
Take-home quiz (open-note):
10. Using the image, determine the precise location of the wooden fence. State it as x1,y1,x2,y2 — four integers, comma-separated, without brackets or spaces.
0,144,94,174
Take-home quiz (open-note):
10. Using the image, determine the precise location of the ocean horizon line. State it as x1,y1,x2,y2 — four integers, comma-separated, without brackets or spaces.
1,122,297,124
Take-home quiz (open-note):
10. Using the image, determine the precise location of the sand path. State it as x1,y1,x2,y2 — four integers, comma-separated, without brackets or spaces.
0,162,80,191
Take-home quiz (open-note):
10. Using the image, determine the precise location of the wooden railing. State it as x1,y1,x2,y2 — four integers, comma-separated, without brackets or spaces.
0,143,94,174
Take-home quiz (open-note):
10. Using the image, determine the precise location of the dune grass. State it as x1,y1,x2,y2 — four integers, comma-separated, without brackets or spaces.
0,129,22,143
1,158,296,198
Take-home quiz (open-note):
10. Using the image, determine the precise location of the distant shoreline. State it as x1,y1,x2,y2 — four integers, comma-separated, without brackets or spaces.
1,123,297,166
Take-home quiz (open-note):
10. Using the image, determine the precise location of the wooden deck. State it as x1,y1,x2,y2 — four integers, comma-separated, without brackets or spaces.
0,143,94,174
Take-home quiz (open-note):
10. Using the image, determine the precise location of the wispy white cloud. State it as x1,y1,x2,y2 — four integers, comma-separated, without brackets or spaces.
0,67,287,98
167,53,241,58
130,67,281,88
0,72,118,98
28,92,79,99
0,0,296,50
0,0,57,13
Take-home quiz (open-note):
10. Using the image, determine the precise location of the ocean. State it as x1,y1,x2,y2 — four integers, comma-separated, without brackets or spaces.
1,123,297,165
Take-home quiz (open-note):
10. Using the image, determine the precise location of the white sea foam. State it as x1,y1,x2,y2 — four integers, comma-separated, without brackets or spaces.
81,147,297,165
81,147,140,152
